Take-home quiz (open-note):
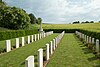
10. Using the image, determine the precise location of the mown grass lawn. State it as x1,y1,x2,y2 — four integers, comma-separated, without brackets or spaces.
0,34,40,52
0,33,59,67
46,34,100,67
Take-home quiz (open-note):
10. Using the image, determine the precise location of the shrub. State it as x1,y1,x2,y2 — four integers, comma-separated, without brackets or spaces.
0,6,31,29
79,29,100,40
0,29,38,41
43,29,79,33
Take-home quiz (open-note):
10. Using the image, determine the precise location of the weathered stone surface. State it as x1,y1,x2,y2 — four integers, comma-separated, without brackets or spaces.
38,48,43,67
31,35,33,42
16,38,19,48
50,41,53,54
96,39,99,53
22,37,24,46
46,44,49,60
28,36,30,44
6,40,11,52
25,56,34,67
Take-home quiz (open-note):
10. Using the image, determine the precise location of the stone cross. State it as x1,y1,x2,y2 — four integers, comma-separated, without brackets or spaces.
39,22,44,33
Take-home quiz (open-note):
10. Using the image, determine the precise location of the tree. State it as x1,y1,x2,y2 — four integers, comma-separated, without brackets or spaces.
0,6,30,29
73,21,80,24
0,0,2,2
90,21,94,23
85,21,89,23
29,13,36,24
37,17,42,24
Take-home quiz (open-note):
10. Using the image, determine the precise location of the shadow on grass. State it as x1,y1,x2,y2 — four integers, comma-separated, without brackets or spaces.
41,46,46,49
21,61,25,65
73,34,83,44
94,64,100,67
73,34,93,54
88,56,98,61
82,47,93,54
80,45,85,47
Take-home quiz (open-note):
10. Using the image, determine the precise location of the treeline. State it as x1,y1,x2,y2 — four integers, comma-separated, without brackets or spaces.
0,1,41,30
73,21,94,24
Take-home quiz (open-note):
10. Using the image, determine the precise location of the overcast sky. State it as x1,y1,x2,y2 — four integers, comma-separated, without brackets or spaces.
3,0,100,24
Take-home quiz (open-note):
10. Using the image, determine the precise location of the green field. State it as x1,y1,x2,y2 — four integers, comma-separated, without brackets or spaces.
0,34,58,67
37,23,100,32
46,34,100,67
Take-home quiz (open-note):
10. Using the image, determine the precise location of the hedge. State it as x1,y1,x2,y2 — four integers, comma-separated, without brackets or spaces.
79,29,100,41
44,29,100,40
43,29,80,33
0,29,38,41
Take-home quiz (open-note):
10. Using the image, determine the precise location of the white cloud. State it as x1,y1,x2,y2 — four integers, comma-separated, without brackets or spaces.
3,0,100,23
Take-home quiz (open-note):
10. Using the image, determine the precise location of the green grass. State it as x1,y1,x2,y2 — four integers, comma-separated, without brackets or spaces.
0,33,59,67
0,35,32,51
46,34,100,67
0,34,42,52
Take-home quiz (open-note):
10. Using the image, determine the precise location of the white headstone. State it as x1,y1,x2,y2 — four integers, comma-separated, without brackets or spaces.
40,33,41,39
86,36,89,43
82,34,84,39
53,39,55,50
31,35,33,42
46,44,49,60
89,37,91,44
80,33,82,38
85,35,86,42
92,38,95,44
38,34,39,40
41,33,43,38
34,34,36,41
44,33,46,37
96,39,99,53
25,56,34,67
16,38,19,48
42,32,44,38
50,41,53,54
22,37,24,46
55,38,57,47
6,40,11,52
38,48,43,67
28,36,30,44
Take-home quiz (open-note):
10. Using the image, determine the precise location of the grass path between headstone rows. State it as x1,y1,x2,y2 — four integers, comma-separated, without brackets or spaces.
0,33,59,67
46,33,100,67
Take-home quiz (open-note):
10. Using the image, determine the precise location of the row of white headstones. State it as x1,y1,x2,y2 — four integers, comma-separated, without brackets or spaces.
6,31,53,52
75,31,100,54
25,31,65,67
